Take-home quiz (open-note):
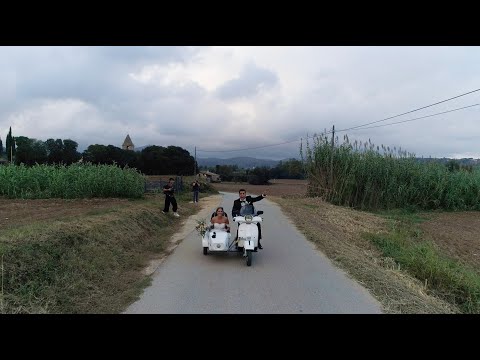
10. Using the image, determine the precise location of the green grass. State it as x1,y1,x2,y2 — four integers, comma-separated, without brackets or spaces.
374,209,433,228
364,215,480,313
0,194,200,314
0,163,146,199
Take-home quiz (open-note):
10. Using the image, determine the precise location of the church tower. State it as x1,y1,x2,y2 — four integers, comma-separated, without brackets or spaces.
122,134,134,151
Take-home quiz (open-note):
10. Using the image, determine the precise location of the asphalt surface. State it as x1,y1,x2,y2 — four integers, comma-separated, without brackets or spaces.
125,192,382,314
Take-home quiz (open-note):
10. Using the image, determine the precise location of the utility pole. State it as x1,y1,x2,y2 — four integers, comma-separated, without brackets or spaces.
330,125,335,188
194,146,197,178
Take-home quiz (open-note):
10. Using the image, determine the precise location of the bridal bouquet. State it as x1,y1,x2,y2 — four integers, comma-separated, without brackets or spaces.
195,219,208,237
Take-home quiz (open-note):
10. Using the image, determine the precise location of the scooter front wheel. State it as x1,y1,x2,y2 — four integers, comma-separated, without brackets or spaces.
203,247,208,255
246,250,252,266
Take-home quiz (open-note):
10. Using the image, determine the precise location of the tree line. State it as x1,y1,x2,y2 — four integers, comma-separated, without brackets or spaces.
201,158,305,184
0,131,195,176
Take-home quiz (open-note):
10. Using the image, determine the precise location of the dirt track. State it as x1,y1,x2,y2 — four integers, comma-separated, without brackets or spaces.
211,179,308,197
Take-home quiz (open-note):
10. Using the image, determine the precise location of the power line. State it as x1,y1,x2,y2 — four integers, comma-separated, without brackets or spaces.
336,87,480,132
196,88,480,153
197,103,479,152
335,103,480,133
196,138,300,153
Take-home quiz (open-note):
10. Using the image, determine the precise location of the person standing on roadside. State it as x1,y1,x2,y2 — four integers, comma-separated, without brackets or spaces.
192,179,200,204
162,178,180,217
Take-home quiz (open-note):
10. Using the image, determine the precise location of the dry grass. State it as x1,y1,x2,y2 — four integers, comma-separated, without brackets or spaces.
273,196,459,314
0,194,200,314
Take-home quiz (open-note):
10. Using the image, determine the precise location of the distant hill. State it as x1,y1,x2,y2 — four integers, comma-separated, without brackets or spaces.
135,145,152,152
197,157,280,169
197,156,480,170
415,157,480,166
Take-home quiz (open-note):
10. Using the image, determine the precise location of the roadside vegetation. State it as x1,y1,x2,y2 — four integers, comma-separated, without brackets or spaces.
0,163,145,199
0,169,217,314
214,137,480,314
302,134,480,211
2,127,480,314
364,210,480,314
287,134,480,313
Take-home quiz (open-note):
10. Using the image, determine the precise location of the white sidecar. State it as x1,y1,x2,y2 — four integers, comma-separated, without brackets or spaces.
201,210,263,267
202,227,232,254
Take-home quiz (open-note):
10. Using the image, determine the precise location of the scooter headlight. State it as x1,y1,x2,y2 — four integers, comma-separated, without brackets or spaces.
245,214,253,223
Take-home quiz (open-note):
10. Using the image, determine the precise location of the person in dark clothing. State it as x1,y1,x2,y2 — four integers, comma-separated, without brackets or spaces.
162,178,179,217
192,180,200,204
232,188,266,249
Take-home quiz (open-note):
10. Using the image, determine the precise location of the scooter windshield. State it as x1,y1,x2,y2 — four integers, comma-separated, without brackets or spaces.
240,204,255,216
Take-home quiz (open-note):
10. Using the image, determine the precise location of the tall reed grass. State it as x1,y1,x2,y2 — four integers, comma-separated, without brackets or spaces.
302,134,480,211
0,163,145,199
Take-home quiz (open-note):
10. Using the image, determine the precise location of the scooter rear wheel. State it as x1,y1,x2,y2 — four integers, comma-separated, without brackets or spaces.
203,247,208,255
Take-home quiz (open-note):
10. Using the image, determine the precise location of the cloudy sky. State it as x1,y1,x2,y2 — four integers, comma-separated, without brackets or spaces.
1,46,480,160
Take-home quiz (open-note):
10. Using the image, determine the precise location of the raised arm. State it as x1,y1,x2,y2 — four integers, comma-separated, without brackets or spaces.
247,193,266,203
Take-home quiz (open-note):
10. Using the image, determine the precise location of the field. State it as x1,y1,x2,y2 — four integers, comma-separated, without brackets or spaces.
0,193,201,313
2,177,480,313
212,179,480,313
4,179,479,271
211,181,480,271
0,179,305,229
213,180,480,265
0,198,129,230
211,178,308,197
419,212,480,269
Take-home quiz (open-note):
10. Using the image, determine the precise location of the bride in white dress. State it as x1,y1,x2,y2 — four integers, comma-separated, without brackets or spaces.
213,223,227,230
210,207,230,232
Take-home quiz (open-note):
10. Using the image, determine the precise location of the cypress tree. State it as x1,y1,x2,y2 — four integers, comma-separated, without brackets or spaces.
6,127,15,162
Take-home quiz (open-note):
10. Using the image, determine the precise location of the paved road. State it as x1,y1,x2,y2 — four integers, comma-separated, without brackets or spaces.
125,192,382,314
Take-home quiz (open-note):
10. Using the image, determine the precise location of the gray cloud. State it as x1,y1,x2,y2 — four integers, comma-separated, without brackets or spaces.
6,46,203,107
2,47,480,161
215,63,278,100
